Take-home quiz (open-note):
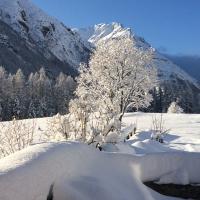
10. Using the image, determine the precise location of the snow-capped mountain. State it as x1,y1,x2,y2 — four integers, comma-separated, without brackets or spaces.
74,22,199,88
0,0,89,74
74,23,150,50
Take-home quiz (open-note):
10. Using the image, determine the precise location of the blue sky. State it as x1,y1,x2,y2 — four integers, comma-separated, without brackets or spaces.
32,0,200,56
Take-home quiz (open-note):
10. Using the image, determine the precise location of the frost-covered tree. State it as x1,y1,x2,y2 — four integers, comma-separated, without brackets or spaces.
44,113,70,141
68,97,93,142
0,67,8,119
12,69,26,118
78,38,156,120
28,68,54,117
0,67,76,120
167,101,184,113
54,73,76,114
70,37,157,142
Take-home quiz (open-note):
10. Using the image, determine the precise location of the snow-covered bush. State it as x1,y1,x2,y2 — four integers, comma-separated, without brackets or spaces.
151,114,169,143
0,118,36,158
44,113,70,141
68,98,93,142
167,101,184,113
69,37,157,144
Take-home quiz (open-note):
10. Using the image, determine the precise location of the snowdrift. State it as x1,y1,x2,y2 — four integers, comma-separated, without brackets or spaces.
0,142,200,200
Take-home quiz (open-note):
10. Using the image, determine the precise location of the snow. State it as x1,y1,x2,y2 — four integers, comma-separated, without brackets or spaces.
123,112,200,153
156,168,189,185
0,0,199,197
0,142,200,200
74,23,132,45
1,112,199,154
0,112,199,199
1,142,200,200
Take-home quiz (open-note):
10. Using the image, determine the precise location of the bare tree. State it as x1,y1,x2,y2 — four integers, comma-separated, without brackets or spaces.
151,114,169,143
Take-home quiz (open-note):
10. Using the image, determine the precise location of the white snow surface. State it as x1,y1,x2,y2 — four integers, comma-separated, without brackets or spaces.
0,0,88,68
75,23,199,88
123,112,200,153
1,142,200,200
0,113,200,199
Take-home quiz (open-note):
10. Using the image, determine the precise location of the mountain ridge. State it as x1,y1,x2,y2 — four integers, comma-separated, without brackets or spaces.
74,22,199,89
164,54,200,83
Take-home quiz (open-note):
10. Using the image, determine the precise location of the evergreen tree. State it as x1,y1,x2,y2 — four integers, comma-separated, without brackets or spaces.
12,69,26,118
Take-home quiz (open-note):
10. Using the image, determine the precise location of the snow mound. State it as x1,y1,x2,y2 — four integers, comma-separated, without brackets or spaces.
156,168,189,185
139,152,200,184
131,139,174,154
0,142,200,200
103,139,173,155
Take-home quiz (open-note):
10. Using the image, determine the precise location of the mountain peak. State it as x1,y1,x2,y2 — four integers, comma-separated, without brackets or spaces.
74,22,133,45
94,22,124,30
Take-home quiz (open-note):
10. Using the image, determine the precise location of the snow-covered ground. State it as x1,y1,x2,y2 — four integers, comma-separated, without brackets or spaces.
123,112,200,153
20,112,200,153
0,142,200,200
0,112,200,200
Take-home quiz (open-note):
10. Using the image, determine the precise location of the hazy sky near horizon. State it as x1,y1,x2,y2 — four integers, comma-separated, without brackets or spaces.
32,0,200,56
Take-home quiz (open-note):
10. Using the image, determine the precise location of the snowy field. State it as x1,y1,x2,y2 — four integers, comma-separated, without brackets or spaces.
1,142,200,200
0,112,200,200
123,112,200,153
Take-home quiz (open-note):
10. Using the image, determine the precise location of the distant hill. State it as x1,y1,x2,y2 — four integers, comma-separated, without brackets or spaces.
164,54,200,83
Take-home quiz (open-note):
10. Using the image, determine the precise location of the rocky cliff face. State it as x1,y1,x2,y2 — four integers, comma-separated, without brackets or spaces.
0,0,90,76
0,20,78,76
